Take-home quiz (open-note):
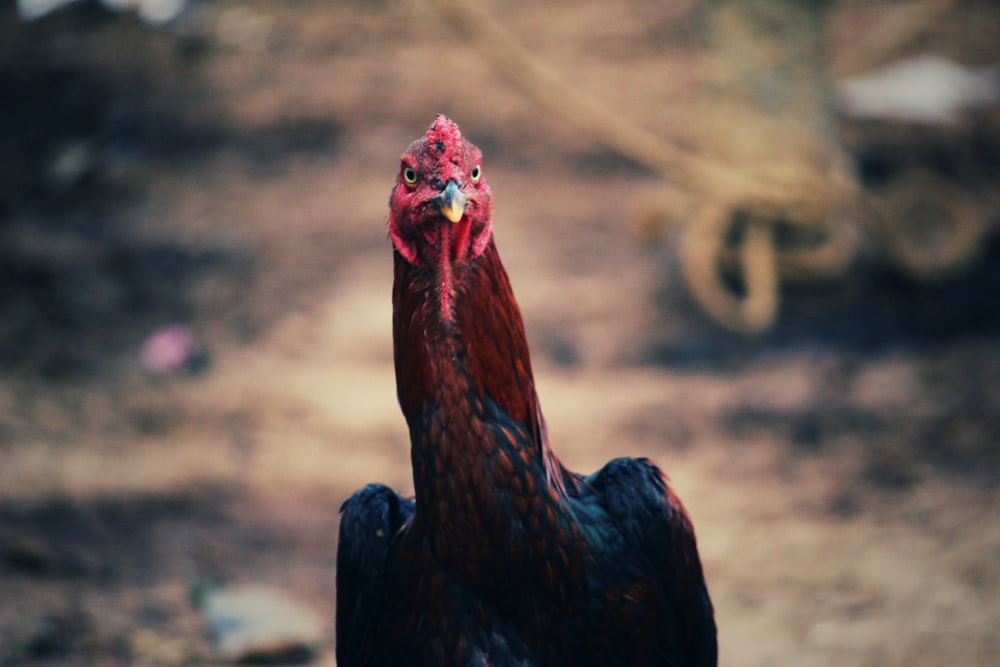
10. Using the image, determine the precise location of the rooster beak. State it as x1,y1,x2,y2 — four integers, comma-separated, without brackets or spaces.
436,179,467,223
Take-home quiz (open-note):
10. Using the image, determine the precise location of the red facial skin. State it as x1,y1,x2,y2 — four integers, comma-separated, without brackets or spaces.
388,115,494,311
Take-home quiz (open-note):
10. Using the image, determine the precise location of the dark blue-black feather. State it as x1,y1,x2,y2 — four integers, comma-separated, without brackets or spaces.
337,484,415,667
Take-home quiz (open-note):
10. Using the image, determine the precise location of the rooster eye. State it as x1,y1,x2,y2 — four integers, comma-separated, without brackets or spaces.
403,167,418,185
470,165,481,183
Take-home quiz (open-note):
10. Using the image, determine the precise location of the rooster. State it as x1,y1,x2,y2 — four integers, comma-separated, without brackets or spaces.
337,115,716,667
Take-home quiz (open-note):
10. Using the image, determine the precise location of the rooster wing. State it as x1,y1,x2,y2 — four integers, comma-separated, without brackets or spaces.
336,484,415,667
585,457,717,667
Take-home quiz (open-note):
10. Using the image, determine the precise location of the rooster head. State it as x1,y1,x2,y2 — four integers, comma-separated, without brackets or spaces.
389,115,493,269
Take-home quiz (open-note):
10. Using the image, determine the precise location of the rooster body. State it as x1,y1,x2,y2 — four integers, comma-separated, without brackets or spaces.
337,116,716,667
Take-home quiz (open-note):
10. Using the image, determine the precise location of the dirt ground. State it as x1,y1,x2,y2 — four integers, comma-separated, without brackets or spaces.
1,1,999,666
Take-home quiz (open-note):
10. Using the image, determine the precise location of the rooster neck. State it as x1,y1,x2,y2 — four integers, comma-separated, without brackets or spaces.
393,239,538,440
392,241,571,571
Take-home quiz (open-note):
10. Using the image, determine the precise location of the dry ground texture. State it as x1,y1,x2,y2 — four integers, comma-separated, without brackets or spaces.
1,1,999,666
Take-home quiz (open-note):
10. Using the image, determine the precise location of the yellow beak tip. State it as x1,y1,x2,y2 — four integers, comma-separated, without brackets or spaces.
441,207,464,223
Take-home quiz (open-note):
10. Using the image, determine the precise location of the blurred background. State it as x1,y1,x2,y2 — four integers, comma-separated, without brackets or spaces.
1,0,998,665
